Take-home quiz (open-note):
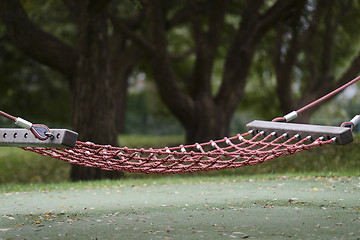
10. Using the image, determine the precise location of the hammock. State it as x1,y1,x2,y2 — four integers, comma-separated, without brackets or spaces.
1,76,359,174
22,121,353,174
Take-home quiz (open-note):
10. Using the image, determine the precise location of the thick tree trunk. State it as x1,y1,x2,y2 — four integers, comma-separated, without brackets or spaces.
114,78,128,133
184,99,229,144
110,43,143,134
70,1,122,181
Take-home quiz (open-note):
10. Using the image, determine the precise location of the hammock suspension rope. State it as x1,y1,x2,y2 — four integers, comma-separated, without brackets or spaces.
0,110,54,140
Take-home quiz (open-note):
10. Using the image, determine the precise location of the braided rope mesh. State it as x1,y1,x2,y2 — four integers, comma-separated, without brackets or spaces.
23,131,333,174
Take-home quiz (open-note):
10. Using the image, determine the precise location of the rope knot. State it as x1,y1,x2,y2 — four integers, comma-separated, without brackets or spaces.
286,146,297,154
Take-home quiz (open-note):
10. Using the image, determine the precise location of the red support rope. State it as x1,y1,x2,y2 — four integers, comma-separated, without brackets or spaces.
273,76,360,123
0,110,17,122
0,110,52,140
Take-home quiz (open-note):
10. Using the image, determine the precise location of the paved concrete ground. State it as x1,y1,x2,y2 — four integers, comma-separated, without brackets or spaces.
1,177,360,239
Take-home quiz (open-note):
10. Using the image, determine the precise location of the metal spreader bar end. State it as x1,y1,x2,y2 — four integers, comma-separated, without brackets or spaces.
0,128,78,148
246,120,353,145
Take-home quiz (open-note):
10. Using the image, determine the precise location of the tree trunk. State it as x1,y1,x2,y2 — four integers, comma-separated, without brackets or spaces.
184,99,229,144
70,1,122,181
110,43,144,134
114,78,128,133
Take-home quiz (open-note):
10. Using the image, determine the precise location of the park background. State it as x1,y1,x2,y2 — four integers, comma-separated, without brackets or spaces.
1,0,360,183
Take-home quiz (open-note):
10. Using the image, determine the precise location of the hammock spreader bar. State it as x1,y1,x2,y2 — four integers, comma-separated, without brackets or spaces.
246,120,353,145
0,128,78,148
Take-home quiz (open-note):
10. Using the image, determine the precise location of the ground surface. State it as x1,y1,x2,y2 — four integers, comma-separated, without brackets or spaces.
1,176,360,239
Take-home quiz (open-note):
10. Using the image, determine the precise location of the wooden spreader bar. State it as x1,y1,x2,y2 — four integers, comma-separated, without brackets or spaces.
246,120,353,145
0,128,78,148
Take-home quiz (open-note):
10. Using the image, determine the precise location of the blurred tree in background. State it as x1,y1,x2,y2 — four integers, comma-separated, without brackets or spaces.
0,1,71,126
0,35,70,126
0,0,143,180
226,0,360,124
126,0,304,143
271,0,360,123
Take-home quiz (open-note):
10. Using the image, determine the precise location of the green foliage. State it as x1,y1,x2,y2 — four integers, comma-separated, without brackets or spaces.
0,40,71,126
0,0,72,127
240,50,281,120
125,72,184,135
22,0,76,46
0,147,70,184
118,134,184,148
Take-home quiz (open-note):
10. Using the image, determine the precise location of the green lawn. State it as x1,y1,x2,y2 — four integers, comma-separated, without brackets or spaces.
1,175,360,239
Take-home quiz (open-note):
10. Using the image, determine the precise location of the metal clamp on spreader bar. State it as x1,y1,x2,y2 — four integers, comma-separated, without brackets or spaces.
246,120,353,145
0,128,78,148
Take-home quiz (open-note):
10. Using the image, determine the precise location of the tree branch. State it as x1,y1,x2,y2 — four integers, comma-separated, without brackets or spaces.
142,0,194,125
320,3,335,83
216,0,304,114
300,0,326,90
320,0,352,86
89,0,112,11
0,0,78,79
166,5,193,29
256,0,306,41
62,0,81,21
337,53,360,88
187,0,227,97
170,49,194,61
111,16,157,56
273,23,302,112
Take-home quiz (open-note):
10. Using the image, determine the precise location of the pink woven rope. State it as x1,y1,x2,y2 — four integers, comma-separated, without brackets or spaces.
24,131,333,174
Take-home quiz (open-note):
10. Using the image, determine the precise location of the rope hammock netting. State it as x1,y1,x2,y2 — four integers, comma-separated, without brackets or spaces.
1,76,360,174
22,127,340,174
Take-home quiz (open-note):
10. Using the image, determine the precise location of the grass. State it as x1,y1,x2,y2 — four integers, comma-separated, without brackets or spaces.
1,175,360,239
0,171,349,194
0,147,70,184
1,171,359,194
118,134,184,148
